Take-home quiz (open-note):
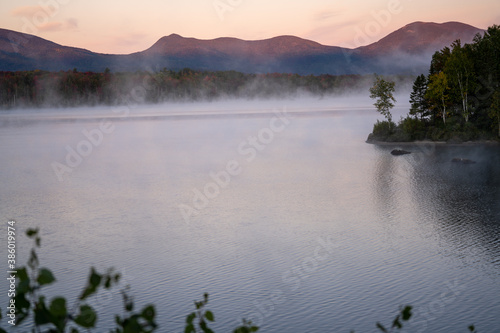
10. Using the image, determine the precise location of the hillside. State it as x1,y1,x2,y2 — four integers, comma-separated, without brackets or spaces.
0,22,485,74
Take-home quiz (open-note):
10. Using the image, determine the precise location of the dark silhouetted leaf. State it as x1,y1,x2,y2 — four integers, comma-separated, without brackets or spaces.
74,305,97,328
49,297,67,317
401,306,412,321
37,268,56,286
205,310,214,322
142,305,156,321
376,322,388,332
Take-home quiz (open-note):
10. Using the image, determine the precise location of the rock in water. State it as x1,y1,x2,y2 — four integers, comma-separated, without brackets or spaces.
391,149,411,156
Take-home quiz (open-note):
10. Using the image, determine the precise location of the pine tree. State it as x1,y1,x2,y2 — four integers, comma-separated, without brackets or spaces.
409,74,429,121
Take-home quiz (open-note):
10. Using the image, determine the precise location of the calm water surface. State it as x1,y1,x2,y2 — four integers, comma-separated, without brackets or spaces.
1,97,499,332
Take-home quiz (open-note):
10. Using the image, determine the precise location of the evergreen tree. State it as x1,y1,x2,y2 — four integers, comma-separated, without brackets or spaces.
409,74,429,120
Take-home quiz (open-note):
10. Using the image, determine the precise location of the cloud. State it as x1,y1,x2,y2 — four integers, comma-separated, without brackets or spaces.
10,5,46,17
37,19,79,32
304,19,360,46
313,9,343,22
37,22,62,32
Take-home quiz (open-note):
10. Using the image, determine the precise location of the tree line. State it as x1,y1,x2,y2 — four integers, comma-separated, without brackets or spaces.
0,68,401,109
370,24,500,142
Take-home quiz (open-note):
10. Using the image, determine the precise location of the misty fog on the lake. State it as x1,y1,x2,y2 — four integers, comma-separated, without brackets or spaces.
1,92,499,332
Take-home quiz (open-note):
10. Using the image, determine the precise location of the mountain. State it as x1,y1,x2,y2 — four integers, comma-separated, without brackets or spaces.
0,22,485,75
358,21,481,55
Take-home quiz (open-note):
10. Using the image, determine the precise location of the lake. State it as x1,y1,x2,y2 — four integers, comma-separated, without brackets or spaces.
1,95,499,332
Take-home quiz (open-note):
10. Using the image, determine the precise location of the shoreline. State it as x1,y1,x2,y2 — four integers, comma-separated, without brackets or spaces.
366,139,500,146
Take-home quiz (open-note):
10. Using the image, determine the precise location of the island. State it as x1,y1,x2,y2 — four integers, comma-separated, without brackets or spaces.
367,25,500,145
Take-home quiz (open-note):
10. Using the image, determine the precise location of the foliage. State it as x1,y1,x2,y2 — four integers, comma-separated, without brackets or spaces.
409,74,429,120
444,40,476,122
369,74,396,123
0,70,394,109
1,228,156,333
369,24,500,142
426,71,450,124
184,293,259,333
370,120,396,141
490,89,500,137
399,116,428,140
0,229,483,332
375,305,412,333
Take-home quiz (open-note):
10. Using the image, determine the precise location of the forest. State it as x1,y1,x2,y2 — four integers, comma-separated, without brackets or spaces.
370,24,500,142
0,67,414,109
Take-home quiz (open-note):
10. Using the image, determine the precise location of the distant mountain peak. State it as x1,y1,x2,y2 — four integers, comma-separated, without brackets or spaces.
0,21,488,74
357,21,484,55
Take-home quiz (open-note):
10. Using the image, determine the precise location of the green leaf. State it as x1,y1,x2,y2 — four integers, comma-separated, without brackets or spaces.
37,268,56,286
17,267,29,283
141,305,156,321
33,296,51,325
26,228,39,238
392,316,402,329
401,306,412,321
0,328,8,333
376,322,388,332
185,324,195,333
74,305,97,328
80,268,102,300
49,297,67,317
186,313,196,325
468,325,476,332
205,310,214,322
89,268,102,288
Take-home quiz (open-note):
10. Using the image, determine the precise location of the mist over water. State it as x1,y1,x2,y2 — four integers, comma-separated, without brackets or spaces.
1,95,499,332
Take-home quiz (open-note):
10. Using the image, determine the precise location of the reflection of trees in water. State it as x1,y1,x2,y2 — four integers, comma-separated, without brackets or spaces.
407,145,500,271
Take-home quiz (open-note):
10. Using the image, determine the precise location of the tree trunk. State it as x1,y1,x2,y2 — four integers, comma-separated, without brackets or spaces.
442,96,446,124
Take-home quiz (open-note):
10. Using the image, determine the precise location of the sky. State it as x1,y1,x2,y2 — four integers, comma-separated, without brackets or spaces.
0,0,499,54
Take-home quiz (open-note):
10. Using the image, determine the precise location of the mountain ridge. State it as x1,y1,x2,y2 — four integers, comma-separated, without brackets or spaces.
0,21,486,74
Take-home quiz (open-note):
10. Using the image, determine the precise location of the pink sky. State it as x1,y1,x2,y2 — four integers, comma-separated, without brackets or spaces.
1,0,499,54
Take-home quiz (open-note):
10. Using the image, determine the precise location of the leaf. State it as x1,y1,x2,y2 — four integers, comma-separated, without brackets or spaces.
33,297,51,325
89,268,102,288
26,228,39,238
205,310,214,322
74,305,97,328
185,324,195,333
186,313,196,325
80,268,102,300
17,267,29,282
37,268,56,286
392,316,402,329
401,306,412,321
49,297,67,317
376,322,388,332
141,305,156,321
